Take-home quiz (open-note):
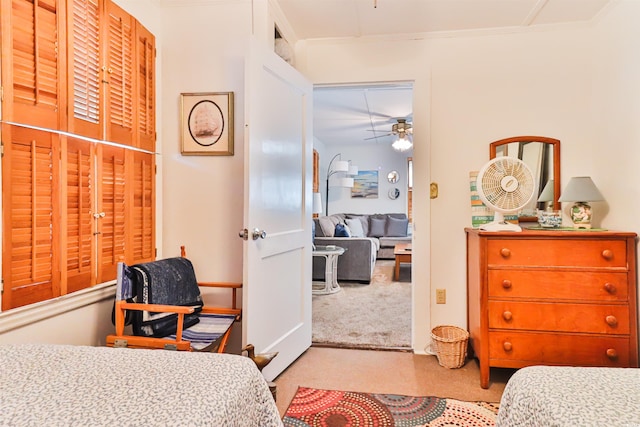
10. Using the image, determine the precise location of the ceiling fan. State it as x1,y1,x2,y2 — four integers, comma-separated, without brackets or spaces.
365,118,413,152
364,118,412,141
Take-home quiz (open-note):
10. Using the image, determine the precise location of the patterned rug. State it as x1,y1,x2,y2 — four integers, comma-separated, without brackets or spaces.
283,387,499,426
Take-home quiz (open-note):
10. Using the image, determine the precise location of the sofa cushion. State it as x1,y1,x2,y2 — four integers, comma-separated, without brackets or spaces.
385,216,409,237
345,218,365,237
369,217,386,237
335,223,350,237
318,214,343,237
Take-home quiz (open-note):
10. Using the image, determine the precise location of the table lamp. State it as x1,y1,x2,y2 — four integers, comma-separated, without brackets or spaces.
558,177,604,229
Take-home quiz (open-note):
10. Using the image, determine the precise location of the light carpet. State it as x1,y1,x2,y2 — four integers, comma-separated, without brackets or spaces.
282,386,499,426
312,260,411,349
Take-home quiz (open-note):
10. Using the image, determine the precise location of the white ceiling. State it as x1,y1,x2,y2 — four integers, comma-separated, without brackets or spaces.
275,0,613,147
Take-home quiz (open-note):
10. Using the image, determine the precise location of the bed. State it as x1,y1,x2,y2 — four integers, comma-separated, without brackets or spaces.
0,343,283,426
496,365,640,427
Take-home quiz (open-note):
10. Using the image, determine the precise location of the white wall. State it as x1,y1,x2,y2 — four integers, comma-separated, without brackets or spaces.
296,9,640,353
319,142,411,216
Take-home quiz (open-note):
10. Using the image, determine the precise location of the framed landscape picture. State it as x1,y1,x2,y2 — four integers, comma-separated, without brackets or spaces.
351,170,379,198
181,92,234,155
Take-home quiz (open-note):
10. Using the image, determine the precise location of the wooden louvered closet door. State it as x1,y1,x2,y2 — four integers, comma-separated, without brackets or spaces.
136,22,155,152
96,144,126,282
63,138,96,292
67,0,102,138
130,151,155,264
105,0,134,145
2,0,64,128
1,125,61,310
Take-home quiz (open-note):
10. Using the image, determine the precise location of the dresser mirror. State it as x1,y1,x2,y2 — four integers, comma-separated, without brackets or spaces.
490,136,561,221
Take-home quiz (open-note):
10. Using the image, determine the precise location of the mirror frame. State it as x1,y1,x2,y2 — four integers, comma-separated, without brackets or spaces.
490,136,561,221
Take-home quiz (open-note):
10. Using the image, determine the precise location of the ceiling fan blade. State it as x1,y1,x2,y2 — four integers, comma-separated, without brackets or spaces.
364,133,393,140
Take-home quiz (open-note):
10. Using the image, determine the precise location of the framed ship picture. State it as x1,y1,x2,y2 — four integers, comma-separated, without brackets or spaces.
181,92,234,155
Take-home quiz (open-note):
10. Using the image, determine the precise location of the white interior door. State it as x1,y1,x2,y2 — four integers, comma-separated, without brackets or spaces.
242,39,313,381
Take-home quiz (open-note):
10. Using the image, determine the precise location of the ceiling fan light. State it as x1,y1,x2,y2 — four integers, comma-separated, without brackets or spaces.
392,137,413,152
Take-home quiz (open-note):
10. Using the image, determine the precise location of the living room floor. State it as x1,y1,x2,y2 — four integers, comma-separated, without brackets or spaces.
273,346,515,417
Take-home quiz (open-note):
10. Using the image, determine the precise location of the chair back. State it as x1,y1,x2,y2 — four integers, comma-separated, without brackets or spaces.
114,258,204,338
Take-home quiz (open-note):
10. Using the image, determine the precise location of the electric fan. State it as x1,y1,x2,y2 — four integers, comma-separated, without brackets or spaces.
476,157,536,232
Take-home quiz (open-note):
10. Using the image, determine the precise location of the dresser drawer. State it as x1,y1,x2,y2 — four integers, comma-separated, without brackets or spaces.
488,270,629,302
489,331,631,367
487,239,627,268
488,301,630,334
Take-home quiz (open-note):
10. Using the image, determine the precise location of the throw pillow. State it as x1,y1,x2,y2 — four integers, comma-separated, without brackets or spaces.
385,216,409,237
369,217,386,237
345,218,365,237
347,215,369,236
318,216,336,237
334,223,350,237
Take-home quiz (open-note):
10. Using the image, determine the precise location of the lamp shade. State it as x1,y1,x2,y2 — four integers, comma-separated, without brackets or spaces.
339,177,355,188
348,165,359,176
333,160,349,173
537,180,554,202
312,192,323,214
558,177,604,203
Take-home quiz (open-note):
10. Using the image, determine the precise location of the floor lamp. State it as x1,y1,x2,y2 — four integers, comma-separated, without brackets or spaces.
326,153,358,215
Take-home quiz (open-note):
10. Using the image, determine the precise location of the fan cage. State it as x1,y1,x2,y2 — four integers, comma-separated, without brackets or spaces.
477,157,535,213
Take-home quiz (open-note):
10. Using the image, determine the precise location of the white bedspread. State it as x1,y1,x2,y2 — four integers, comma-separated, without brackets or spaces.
0,344,283,426
496,365,640,427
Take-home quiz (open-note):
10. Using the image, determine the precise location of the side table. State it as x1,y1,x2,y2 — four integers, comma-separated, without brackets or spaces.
312,245,345,295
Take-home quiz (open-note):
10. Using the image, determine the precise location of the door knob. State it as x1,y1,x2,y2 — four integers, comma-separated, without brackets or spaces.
252,228,267,240
238,229,249,240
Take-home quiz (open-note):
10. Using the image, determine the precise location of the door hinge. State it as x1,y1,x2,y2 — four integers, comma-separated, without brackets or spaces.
0,86,4,102
1,279,4,294
155,247,157,258
1,141,4,158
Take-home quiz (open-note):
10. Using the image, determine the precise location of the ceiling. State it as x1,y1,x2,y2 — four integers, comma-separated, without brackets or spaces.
275,0,613,148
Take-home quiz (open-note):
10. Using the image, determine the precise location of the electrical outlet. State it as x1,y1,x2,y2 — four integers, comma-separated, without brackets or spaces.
436,289,446,304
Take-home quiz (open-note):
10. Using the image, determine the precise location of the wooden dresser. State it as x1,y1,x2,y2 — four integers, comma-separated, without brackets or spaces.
466,228,638,388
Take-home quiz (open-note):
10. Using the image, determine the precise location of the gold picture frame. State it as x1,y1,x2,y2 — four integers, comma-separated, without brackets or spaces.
181,92,234,155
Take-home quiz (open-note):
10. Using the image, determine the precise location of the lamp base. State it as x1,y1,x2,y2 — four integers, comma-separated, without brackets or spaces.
569,201,592,229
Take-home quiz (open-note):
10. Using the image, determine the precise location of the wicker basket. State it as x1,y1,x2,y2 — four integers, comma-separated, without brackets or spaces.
431,325,469,369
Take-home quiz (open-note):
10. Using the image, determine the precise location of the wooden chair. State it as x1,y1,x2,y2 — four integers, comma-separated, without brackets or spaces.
107,246,241,353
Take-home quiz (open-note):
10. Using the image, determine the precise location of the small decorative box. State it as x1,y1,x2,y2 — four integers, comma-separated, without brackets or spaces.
537,210,563,228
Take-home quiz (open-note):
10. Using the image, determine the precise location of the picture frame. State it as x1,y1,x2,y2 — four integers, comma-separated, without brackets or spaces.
180,92,234,155
351,170,379,198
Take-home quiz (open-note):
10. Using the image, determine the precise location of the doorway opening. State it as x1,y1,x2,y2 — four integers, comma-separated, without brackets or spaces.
311,82,414,350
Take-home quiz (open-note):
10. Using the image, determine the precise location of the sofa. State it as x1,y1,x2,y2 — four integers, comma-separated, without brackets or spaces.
313,213,411,283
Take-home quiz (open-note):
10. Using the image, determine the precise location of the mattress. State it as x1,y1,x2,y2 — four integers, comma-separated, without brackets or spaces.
0,344,283,426
496,365,640,427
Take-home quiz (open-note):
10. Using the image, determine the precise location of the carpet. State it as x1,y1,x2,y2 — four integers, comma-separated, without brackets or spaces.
283,387,499,426
312,260,411,349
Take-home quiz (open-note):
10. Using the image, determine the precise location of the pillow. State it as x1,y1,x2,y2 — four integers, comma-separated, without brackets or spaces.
347,215,369,236
385,216,409,237
345,218,365,237
369,217,386,237
334,223,350,237
318,216,336,237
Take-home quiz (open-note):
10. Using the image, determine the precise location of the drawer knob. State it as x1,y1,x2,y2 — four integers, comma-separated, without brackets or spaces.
606,348,618,360
601,249,614,260
605,315,618,327
500,248,511,258
603,282,617,294
502,311,513,321
503,341,513,352
502,280,512,289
